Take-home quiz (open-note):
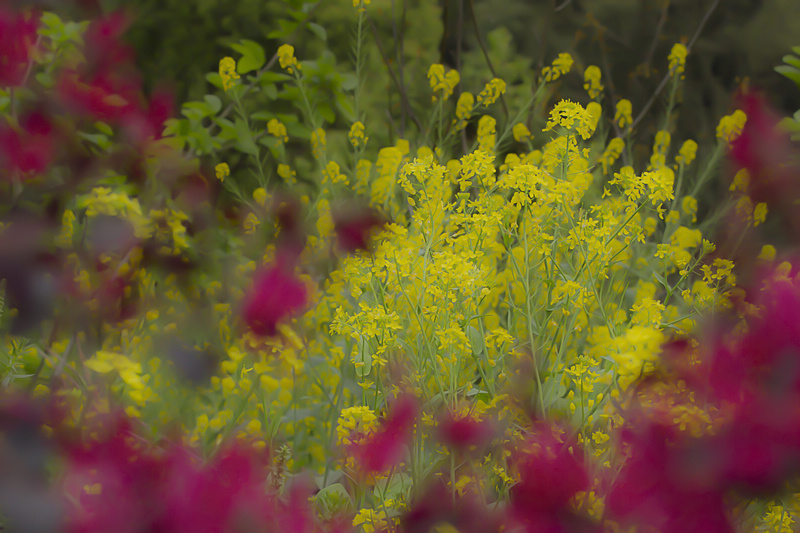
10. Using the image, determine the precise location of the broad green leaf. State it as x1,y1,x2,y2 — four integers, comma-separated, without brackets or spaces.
466,325,485,357
314,484,352,521
234,117,258,155
231,39,266,75
204,95,222,114
308,22,327,42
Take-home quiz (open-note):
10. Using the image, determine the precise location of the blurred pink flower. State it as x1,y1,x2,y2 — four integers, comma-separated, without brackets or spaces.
243,264,307,337
0,7,39,87
333,206,385,253
349,396,417,474
508,423,598,533
0,111,56,178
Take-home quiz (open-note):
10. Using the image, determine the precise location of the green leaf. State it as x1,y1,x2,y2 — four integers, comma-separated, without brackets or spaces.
314,484,353,521
308,22,327,42
466,325,485,357
263,83,278,100
783,54,800,70
204,95,222,114
234,117,258,155
231,39,266,75
776,65,800,87
354,334,372,379
318,102,335,124
373,473,411,504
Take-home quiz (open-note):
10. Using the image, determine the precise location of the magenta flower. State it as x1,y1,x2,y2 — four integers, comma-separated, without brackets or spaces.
0,7,39,88
0,111,56,179
349,395,417,474
436,410,495,453
508,423,598,533
333,206,385,253
242,264,307,336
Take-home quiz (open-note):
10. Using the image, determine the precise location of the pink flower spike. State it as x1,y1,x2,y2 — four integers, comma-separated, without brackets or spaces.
242,264,307,337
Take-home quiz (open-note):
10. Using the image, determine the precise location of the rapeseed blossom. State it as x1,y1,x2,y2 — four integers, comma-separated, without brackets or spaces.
277,44,300,73
427,64,460,102
218,56,239,91
668,43,688,76
615,99,633,129
583,65,604,99
541,52,574,82
215,162,230,182
476,77,506,106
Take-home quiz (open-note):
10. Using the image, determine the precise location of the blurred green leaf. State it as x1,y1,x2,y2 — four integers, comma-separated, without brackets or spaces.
232,39,266,75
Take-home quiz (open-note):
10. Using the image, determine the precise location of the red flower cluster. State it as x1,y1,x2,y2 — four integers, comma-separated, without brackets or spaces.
242,260,308,337
608,267,800,531
508,423,598,533
57,415,333,533
0,6,39,87
347,395,418,475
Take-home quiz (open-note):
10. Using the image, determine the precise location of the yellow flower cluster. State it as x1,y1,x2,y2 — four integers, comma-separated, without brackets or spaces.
310,127,326,160
352,0,371,12
598,137,624,174
513,122,532,143
476,78,506,106
716,109,747,143
542,52,574,82
543,100,598,140
277,44,300,74
267,118,288,142
675,139,698,167
348,121,368,149
219,56,239,91
454,91,475,130
668,43,688,76
615,99,633,129
427,64,460,102
477,115,496,152
583,65,604,100
215,162,230,182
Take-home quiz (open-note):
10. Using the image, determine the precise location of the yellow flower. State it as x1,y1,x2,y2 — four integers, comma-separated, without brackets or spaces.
615,99,633,129
598,137,625,174
753,202,768,226
277,163,297,185
427,64,460,102
477,115,496,152
512,122,531,143
454,91,474,130
353,0,371,12
476,78,506,106
277,44,300,74
542,53,573,82
219,57,240,92
267,119,288,142
675,139,698,166
543,99,596,140
348,121,368,149
215,162,230,182
583,65,604,99
311,128,326,160
668,43,688,76
759,244,776,261
716,109,747,143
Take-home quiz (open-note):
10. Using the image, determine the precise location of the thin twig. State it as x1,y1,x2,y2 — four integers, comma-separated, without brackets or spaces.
466,0,509,121
630,0,720,132
643,0,670,74
366,14,424,134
